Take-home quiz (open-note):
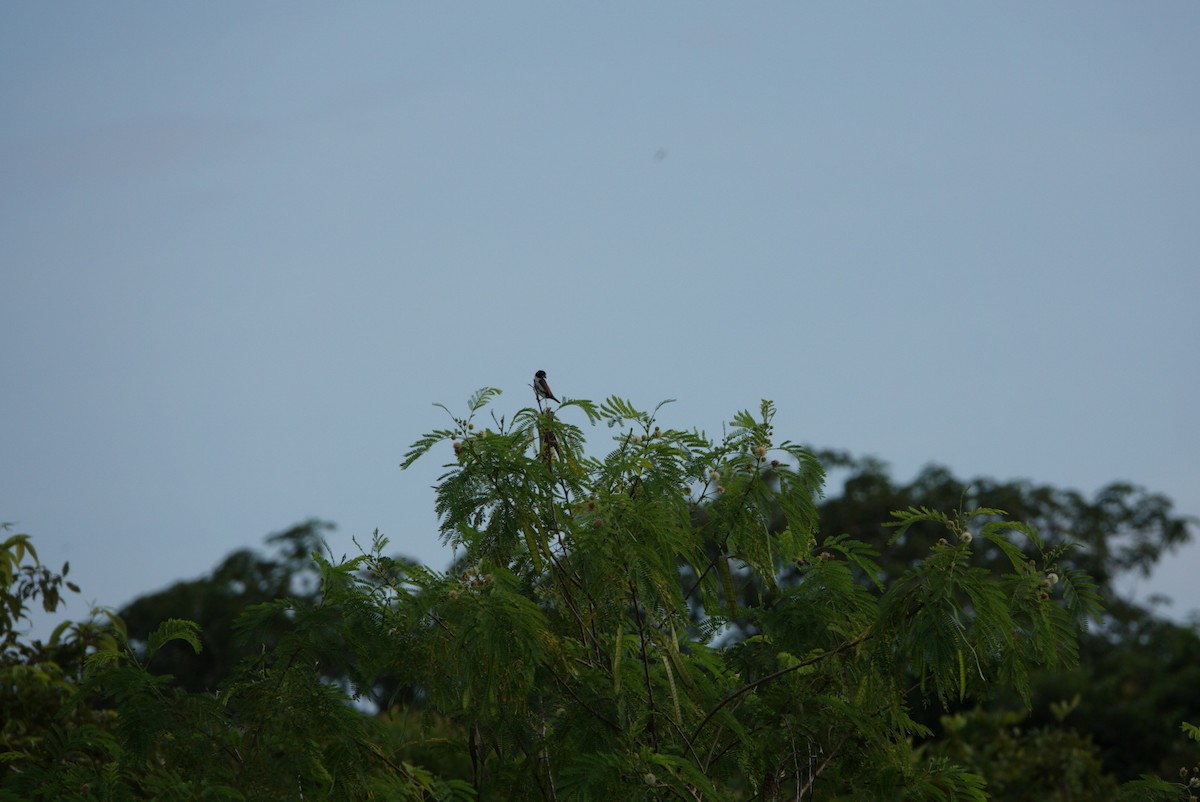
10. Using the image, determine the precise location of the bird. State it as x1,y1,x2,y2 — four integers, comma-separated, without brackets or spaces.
533,370,559,404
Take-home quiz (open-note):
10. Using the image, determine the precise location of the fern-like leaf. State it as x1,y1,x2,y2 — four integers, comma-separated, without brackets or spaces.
885,506,952,544
468,386,502,412
146,618,202,661
1058,568,1104,624
400,427,458,469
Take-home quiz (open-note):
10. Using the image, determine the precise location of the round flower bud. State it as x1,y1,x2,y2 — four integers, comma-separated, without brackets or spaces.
709,469,721,482
961,532,973,543
755,446,768,458
643,772,657,787
1046,572,1060,586
715,485,726,495
630,434,642,444
593,518,604,528
771,459,781,468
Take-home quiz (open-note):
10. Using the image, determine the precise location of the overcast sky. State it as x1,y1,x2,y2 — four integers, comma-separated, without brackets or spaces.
3,3,1198,631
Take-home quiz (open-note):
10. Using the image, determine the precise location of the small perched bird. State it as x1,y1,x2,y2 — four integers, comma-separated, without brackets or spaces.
533,370,559,404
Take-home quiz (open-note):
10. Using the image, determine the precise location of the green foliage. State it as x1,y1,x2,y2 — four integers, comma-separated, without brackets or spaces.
117,519,333,693
988,573,1200,785
375,391,1104,798
1,524,80,655
925,704,1120,801
815,452,1194,614
1117,778,1190,802
0,526,465,800
812,453,1200,788
4,391,1195,800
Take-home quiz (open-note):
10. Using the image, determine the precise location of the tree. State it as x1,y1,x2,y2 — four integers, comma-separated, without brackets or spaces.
1,526,129,797
922,700,1119,801
805,453,1199,785
0,524,469,801
1033,605,1200,784
809,451,1192,614
117,519,332,692
101,421,1200,795
378,390,1101,798
7,390,1173,800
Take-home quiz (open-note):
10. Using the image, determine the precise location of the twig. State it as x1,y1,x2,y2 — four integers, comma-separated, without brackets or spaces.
796,730,849,799
690,628,871,744
630,580,660,751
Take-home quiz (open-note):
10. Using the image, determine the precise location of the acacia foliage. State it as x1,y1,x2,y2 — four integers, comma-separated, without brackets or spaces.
387,391,1103,798
810,451,1193,613
0,391,1133,800
805,451,1200,786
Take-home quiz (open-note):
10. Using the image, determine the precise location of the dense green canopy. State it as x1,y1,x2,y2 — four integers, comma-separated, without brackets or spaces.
2,391,1197,800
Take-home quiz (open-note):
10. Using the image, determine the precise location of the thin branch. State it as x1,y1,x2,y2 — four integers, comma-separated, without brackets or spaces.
683,558,717,602
630,580,660,751
544,663,622,734
796,729,849,800
661,716,706,773
685,465,761,602
704,723,766,775
690,628,872,744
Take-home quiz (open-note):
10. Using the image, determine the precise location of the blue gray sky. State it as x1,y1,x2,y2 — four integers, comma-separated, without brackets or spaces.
3,3,1198,629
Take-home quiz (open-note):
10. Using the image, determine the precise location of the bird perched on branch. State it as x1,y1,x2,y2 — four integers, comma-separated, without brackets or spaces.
533,370,559,405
